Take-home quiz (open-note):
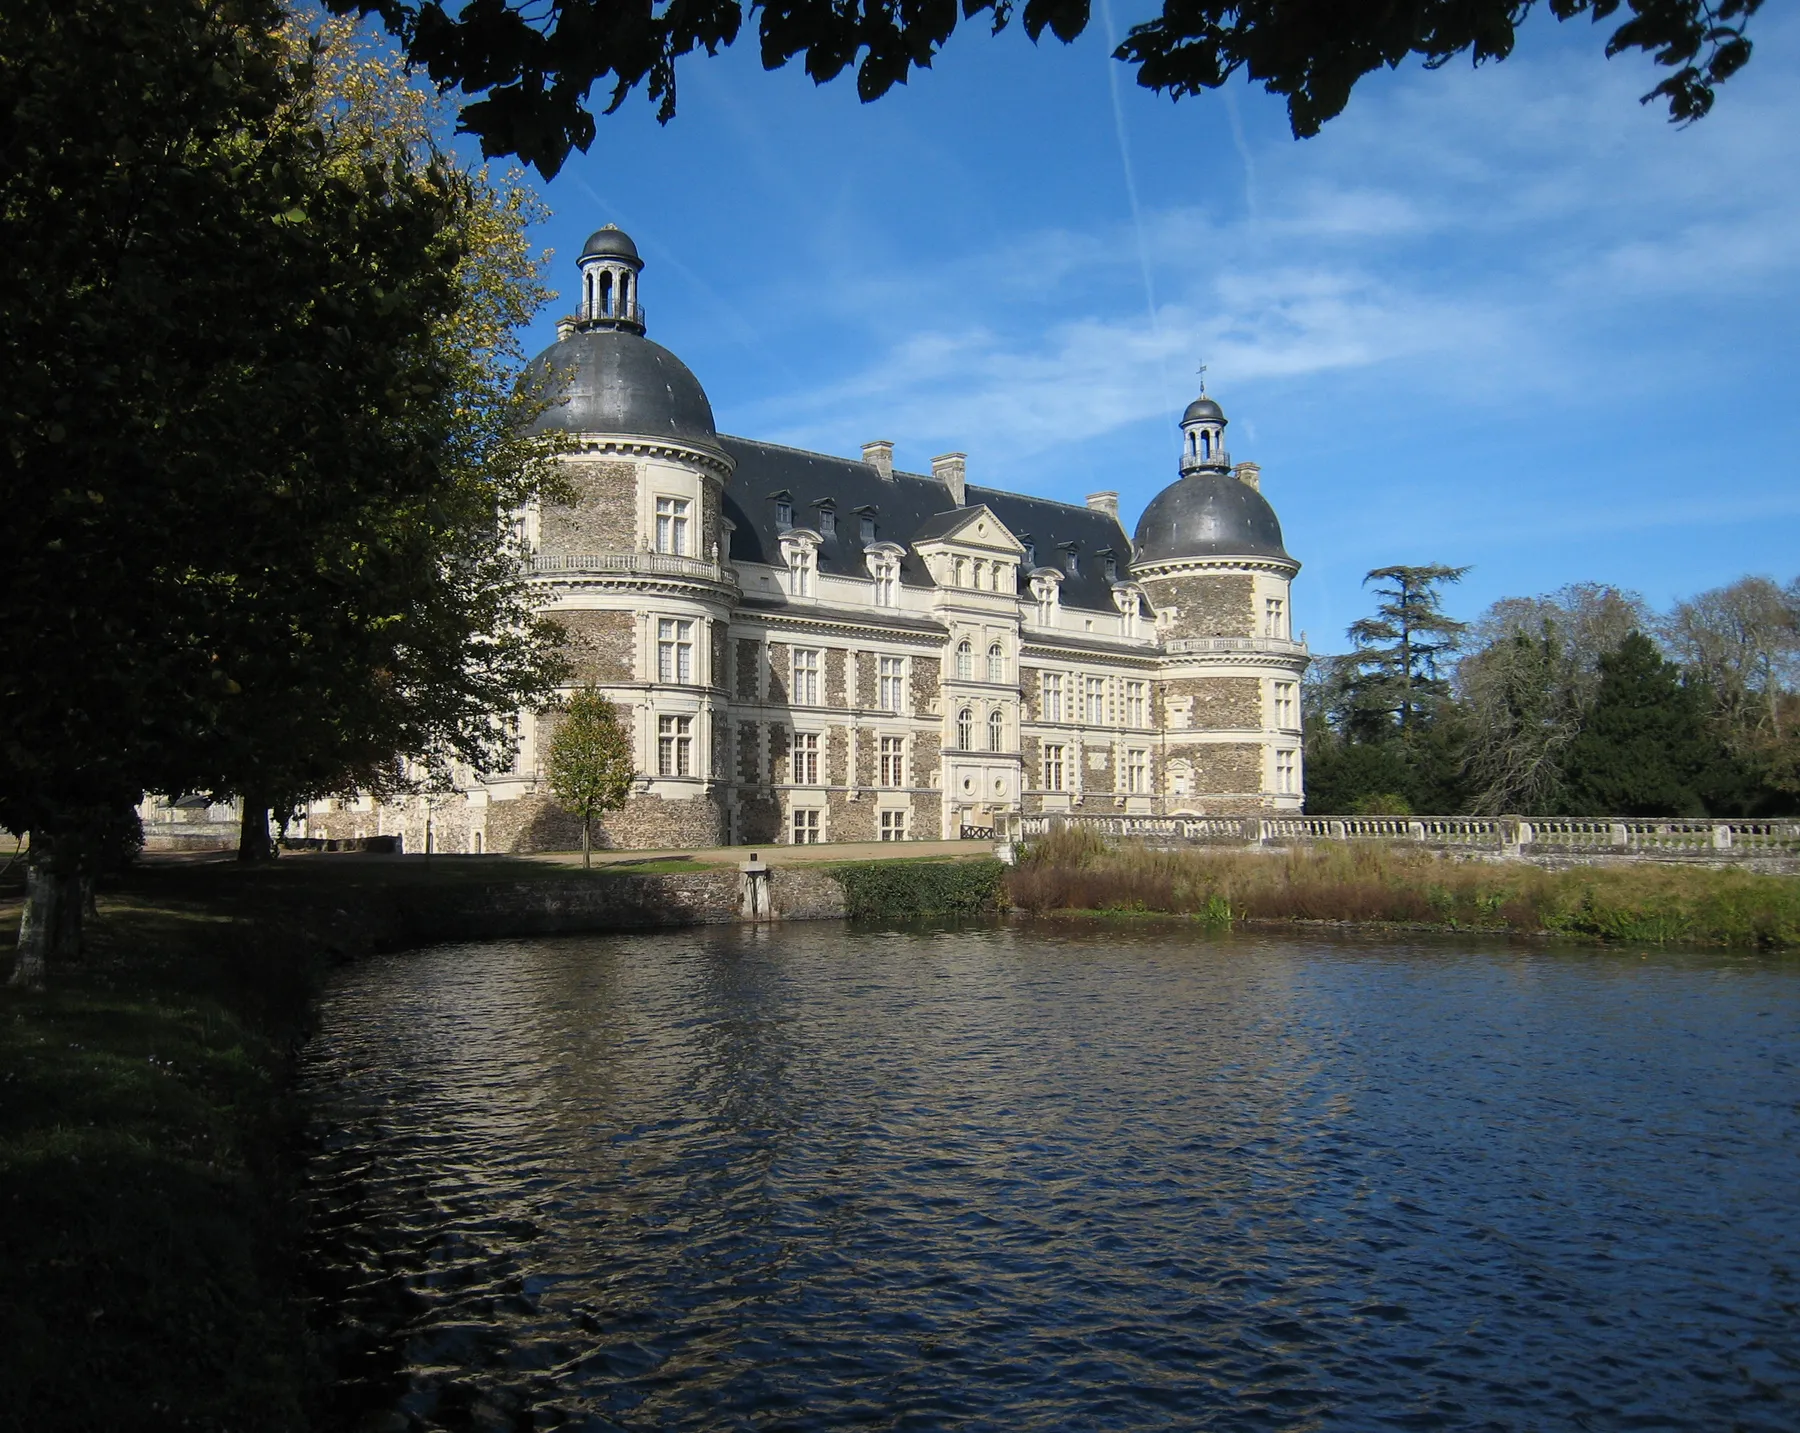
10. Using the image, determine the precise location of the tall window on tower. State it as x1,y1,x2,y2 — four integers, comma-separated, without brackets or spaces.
956,707,974,749
657,716,692,776
655,496,690,556
1275,749,1297,794
1085,677,1107,725
1041,672,1064,723
657,619,694,683
955,640,973,680
1264,596,1286,639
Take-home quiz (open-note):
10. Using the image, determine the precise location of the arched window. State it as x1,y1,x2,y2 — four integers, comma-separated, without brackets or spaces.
988,709,1005,752
599,271,614,316
956,640,973,680
957,708,974,749
953,556,968,587
987,643,1004,682
1201,431,1211,459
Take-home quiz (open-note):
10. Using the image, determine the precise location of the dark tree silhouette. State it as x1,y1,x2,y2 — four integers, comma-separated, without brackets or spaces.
332,0,1767,176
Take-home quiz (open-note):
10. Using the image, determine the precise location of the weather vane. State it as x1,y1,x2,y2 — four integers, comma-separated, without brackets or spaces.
1196,360,1208,395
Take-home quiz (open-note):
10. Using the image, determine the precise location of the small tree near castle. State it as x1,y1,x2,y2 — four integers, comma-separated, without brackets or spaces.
545,688,635,867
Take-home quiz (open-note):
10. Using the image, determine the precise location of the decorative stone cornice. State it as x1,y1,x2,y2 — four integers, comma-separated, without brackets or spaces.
1132,553,1300,580
750,610,947,646
1019,642,1160,669
560,434,735,479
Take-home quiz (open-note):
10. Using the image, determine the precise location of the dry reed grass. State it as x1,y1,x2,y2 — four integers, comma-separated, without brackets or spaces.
1007,827,1800,947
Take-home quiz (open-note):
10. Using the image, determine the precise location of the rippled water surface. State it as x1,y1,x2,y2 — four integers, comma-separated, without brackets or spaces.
302,924,1800,1431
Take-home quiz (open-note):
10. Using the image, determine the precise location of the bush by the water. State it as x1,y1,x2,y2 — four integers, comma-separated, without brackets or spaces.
833,858,1007,920
1008,828,1800,947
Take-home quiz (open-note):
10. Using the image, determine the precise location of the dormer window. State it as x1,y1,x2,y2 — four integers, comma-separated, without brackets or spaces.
817,503,836,538
773,494,793,530
1099,549,1117,582
856,508,877,543
1022,538,1035,567
1061,543,1080,577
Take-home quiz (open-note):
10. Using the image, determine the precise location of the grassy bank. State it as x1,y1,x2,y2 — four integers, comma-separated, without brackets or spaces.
1008,827,1800,946
0,870,329,1432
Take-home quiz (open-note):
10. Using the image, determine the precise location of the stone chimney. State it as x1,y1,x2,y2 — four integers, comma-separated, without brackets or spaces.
555,314,578,341
1085,491,1119,521
1233,461,1261,491
932,452,967,507
862,439,895,481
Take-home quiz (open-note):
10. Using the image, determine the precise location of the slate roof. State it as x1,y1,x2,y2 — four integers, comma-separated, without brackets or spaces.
717,437,1136,613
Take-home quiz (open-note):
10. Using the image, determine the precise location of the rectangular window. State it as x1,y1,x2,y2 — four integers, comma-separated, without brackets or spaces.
1274,681,1296,728
1265,596,1286,639
874,565,897,607
1042,743,1065,792
1276,748,1297,794
1041,672,1064,723
791,551,813,597
818,506,836,537
860,513,876,543
879,736,905,788
1126,748,1148,794
657,715,693,776
657,619,694,684
879,809,907,842
654,496,690,556
878,656,905,713
1084,676,1106,725
775,497,793,530
791,731,820,785
791,808,820,844
792,648,820,706
1125,680,1147,728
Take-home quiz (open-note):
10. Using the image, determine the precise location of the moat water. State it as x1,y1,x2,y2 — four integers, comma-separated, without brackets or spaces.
301,923,1800,1431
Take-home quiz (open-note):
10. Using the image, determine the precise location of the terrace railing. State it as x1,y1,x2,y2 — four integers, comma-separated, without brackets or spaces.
528,552,735,585
1016,813,1800,854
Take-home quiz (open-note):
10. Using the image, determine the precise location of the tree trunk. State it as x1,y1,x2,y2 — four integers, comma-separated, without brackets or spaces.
10,837,84,989
581,817,591,869
238,797,274,862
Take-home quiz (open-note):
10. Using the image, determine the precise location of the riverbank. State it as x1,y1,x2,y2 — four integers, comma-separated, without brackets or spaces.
1008,827,1800,946
0,847,1006,1430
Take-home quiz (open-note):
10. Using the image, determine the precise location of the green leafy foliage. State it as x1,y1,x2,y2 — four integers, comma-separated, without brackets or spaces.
831,858,1007,920
545,688,636,865
329,0,1766,177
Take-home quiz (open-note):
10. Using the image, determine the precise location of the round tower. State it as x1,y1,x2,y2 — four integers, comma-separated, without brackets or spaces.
1134,390,1306,813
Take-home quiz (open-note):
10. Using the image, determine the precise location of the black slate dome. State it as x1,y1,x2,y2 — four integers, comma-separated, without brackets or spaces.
521,328,719,447
1182,395,1225,424
1134,471,1291,563
580,224,641,262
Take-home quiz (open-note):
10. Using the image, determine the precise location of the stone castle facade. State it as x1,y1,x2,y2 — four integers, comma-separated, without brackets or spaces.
298,224,1308,852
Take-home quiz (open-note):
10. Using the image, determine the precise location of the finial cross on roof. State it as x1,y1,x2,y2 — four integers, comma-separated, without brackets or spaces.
1196,359,1208,395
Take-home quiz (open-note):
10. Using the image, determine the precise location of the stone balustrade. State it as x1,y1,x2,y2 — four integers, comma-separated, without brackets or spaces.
529,552,734,584
1018,813,1800,856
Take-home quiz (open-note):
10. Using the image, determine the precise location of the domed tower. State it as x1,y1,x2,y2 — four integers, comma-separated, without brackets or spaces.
1135,390,1307,813
492,224,739,850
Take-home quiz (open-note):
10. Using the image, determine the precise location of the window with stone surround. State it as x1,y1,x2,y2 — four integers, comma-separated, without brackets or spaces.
1084,676,1106,725
1265,596,1286,639
1041,672,1064,723
1125,680,1147,728
657,619,694,683
1126,748,1148,794
654,496,690,556
873,560,898,607
792,648,820,705
989,709,1005,753
1276,748,1297,794
1042,743,1065,792
879,808,907,841
657,715,692,776
987,643,1005,682
1274,682,1296,728
879,736,905,787
792,807,820,844
817,504,835,537
957,707,973,750
878,656,905,713
791,731,820,785
790,546,814,597
956,640,973,680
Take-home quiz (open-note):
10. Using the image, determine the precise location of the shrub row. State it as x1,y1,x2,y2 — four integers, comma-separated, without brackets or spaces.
832,858,1008,920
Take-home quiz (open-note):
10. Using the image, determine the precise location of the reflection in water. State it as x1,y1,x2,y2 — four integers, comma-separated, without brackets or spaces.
302,924,1800,1431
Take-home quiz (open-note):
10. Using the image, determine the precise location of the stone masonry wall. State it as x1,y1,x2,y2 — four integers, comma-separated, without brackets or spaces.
540,458,636,554
1144,573,1255,639
736,639,761,701
1162,675,1261,731
556,610,636,684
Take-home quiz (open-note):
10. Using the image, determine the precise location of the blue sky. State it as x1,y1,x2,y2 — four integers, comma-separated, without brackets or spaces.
505,5,1800,650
